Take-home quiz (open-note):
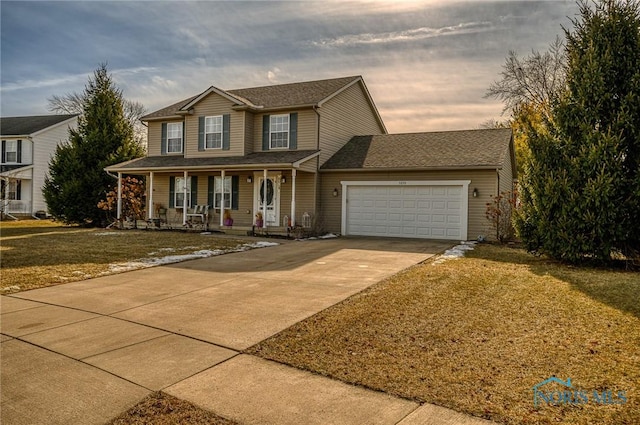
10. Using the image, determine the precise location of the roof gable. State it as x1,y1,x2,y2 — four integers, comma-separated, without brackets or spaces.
0,114,78,136
142,76,363,120
321,128,513,170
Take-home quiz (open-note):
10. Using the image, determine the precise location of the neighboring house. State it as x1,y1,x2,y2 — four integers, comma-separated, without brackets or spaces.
107,76,515,240
1,114,78,217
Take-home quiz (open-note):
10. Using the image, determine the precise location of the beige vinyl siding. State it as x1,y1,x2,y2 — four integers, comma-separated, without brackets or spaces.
185,93,244,158
319,170,497,240
147,122,162,157
318,82,385,166
285,172,316,225
297,156,319,173
498,145,515,195
253,109,317,152
244,111,254,155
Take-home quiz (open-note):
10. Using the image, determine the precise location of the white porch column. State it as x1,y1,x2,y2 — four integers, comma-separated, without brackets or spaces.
290,168,297,227
219,169,226,227
148,171,154,220
182,170,188,225
116,172,122,221
262,168,268,229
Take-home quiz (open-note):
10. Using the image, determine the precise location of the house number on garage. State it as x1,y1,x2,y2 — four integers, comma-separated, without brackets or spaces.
398,181,407,185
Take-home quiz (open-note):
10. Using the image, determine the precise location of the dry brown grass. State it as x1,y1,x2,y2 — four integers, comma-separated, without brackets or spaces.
1,220,244,293
107,392,238,425
248,244,640,425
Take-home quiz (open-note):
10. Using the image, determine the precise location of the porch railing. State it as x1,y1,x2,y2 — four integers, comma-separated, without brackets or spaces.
1,200,32,215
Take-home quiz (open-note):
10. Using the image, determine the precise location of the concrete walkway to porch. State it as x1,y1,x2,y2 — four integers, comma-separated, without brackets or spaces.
1,237,493,425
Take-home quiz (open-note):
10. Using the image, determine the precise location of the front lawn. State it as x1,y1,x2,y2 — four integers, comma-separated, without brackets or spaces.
248,244,640,424
0,220,248,293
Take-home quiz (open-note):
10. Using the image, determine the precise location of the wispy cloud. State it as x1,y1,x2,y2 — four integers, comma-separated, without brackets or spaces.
312,21,494,47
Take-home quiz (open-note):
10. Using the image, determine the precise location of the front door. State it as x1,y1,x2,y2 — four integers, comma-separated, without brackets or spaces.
254,175,280,226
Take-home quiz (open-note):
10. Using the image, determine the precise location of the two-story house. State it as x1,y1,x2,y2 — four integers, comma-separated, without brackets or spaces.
107,76,515,240
1,114,78,218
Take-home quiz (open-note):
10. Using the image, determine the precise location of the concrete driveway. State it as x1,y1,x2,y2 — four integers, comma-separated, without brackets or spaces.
0,237,490,425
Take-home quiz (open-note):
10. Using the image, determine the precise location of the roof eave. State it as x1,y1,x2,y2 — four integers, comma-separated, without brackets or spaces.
106,162,308,174
320,165,503,172
142,115,183,122
0,134,31,139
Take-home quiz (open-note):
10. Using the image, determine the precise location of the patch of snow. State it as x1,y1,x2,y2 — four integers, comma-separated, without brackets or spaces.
318,233,338,239
244,241,279,248
104,241,280,275
1,285,21,292
432,241,476,265
95,232,124,236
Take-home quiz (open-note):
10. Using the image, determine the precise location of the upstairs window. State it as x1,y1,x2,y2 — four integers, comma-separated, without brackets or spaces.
205,116,223,149
270,114,289,149
167,123,183,153
4,140,18,163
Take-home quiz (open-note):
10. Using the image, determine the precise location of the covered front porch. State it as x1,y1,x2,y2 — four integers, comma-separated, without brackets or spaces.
106,151,320,234
1,164,34,218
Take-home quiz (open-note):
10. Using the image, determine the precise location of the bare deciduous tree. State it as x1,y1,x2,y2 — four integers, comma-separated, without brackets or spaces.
486,36,566,119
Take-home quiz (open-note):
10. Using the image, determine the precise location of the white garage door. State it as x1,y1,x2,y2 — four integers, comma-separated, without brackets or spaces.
344,182,468,240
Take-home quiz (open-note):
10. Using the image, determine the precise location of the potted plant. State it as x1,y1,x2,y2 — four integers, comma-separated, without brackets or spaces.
255,211,264,228
223,209,234,227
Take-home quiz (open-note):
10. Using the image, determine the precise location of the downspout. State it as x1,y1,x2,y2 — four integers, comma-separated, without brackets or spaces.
496,169,500,241
313,105,321,223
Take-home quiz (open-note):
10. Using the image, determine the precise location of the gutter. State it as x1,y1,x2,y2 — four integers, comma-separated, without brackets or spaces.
320,165,505,173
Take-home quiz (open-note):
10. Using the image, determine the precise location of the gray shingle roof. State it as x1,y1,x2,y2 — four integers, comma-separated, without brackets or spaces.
321,128,513,170
107,150,319,172
227,76,360,108
1,115,77,136
142,76,361,120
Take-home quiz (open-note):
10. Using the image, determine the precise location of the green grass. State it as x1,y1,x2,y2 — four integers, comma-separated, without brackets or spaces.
1,220,245,292
248,244,640,425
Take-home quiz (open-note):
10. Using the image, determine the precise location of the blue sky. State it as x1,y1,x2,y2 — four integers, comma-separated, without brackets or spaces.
1,1,578,133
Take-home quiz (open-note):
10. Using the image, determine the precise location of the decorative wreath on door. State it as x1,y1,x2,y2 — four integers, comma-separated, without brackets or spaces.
259,179,275,204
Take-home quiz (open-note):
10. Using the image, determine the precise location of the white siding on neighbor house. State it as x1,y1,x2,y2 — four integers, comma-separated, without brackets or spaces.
320,170,497,241
31,117,78,213
318,81,385,166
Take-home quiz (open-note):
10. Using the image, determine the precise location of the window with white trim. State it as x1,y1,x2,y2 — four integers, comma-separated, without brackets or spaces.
1,180,20,200
270,114,289,149
5,140,17,163
167,123,183,153
205,116,223,149
174,176,191,208
214,176,231,210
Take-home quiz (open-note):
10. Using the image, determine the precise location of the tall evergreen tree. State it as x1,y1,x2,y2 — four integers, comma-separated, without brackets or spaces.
44,64,144,225
516,0,640,262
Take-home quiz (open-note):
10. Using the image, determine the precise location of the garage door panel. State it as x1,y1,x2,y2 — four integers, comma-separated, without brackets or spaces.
346,184,465,240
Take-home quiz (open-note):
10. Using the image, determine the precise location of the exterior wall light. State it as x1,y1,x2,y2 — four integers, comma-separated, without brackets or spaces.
247,176,253,183
281,176,286,184
473,188,478,198
333,188,339,197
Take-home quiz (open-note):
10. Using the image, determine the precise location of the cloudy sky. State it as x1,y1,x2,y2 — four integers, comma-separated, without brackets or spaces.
1,1,578,133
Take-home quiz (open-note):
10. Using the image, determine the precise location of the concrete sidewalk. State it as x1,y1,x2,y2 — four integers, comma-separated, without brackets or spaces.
1,237,492,425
